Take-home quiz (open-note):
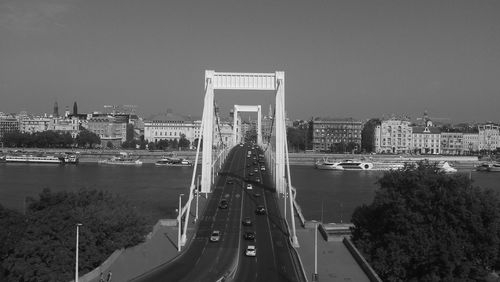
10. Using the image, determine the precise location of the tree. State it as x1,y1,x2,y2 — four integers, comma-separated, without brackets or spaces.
0,205,27,261
244,128,257,143
106,141,114,149
287,127,306,152
351,161,500,281
178,134,190,150
76,130,101,148
1,188,148,282
361,118,380,153
126,123,135,142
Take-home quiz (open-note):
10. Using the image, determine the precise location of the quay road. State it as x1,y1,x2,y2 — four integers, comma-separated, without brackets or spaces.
136,144,304,282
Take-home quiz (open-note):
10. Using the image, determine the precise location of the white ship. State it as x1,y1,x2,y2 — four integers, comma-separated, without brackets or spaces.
98,152,142,166
5,154,64,164
315,158,374,170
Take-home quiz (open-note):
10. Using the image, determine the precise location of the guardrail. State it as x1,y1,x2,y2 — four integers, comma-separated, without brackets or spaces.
343,238,382,282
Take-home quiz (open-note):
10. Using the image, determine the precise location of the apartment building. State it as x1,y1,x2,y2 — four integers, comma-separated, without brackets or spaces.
312,118,363,152
440,132,463,155
374,118,412,154
478,123,500,152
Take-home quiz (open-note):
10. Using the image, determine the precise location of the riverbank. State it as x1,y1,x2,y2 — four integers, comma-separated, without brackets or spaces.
1,147,480,168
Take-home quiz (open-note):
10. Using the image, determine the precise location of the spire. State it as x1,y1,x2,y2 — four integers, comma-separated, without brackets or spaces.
53,101,59,117
73,101,78,115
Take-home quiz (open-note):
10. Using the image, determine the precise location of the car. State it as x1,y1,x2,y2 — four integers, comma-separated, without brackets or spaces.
255,177,261,183
242,217,252,226
244,231,255,241
245,245,256,256
210,230,221,242
253,168,259,172
248,172,254,176
219,200,228,209
226,178,234,184
255,205,266,215
253,192,261,197
260,166,266,171
246,183,253,190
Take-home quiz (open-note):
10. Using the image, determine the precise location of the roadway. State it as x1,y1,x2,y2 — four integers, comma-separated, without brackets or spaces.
136,144,304,282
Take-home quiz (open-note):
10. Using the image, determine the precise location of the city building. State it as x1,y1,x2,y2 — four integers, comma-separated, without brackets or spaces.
86,115,128,146
0,115,20,140
440,132,463,155
374,118,412,154
49,116,80,138
143,112,199,147
312,118,363,152
20,116,51,134
411,123,441,154
462,133,480,155
478,123,500,152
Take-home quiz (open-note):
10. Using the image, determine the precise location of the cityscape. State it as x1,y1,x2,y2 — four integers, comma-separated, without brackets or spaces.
2,1,500,282
1,103,499,155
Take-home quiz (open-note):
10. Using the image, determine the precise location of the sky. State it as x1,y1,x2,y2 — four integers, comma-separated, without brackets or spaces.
1,0,499,123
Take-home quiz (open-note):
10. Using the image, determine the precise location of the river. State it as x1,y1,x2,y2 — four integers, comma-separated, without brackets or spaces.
0,163,498,224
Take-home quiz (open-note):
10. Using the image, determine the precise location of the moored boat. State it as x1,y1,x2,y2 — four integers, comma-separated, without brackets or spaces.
488,162,500,172
314,158,343,170
98,152,142,166
5,154,64,164
475,162,493,171
437,161,457,173
155,155,192,167
315,158,374,170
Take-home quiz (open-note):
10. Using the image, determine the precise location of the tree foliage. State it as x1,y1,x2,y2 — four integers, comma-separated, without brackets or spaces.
1,188,148,282
2,131,75,148
75,130,101,148
351,161,500,281
361,118,380,153
287,127,306,152
178,134,190,150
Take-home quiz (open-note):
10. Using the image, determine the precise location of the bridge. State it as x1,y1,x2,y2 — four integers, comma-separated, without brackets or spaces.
122,71,372,282
136,71,304,281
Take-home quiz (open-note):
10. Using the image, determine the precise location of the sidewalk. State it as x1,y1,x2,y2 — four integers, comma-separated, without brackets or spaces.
281,197,370,282
80,196,208,282
294,222,370,282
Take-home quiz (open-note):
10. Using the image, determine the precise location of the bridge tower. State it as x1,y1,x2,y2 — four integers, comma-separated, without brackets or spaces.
179,71,298,247
233,105,262,145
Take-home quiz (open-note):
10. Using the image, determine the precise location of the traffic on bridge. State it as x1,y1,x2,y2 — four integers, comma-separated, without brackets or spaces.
135,143,305,282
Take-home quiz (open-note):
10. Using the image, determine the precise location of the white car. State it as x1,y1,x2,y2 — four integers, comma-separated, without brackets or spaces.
246,183,253,190
210,230,221,242
245,245,256,257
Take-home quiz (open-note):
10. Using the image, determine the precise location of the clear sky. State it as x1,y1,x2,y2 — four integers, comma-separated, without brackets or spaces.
1,0,499,123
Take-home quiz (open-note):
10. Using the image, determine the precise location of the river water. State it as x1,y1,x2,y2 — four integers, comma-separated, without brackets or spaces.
0,163,498,223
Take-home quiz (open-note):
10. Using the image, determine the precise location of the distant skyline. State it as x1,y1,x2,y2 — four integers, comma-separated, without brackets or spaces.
1,0,499,123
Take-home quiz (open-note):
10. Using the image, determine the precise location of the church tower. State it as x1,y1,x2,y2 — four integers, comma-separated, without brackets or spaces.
53,101,59,117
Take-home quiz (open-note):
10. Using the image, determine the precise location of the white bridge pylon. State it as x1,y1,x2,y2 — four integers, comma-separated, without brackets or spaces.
181,70,298,247
233,105,262,146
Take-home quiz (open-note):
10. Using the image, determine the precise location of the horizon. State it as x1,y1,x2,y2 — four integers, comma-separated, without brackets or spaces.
1,1,499,123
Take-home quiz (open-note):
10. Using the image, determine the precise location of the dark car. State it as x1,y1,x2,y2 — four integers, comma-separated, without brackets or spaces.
242,217,252,226
255,205,266,215
248,172,254,176
244,231,255,241
219,200,228,209
226,178,234,184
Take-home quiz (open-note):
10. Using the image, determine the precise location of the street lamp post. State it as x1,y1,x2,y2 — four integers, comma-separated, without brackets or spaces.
75,223,83,282
195,175,200,222
313,221,319,281
178,193,184,252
